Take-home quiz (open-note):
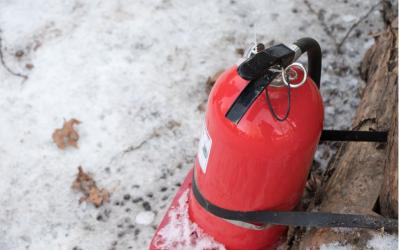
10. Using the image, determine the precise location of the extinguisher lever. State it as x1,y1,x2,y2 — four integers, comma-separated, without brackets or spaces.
238,38,322,87
237,44,295,81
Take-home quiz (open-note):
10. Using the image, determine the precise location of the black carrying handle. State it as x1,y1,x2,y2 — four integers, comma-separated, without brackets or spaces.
293,37,322,88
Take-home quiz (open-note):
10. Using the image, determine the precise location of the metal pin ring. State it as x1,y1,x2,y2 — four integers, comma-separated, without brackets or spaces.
281,62,307,88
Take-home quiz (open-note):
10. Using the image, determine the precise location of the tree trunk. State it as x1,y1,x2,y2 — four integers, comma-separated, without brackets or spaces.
289,1,398,249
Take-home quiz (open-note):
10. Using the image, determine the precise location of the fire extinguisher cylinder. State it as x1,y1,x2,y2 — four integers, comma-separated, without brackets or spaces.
188,38,324,250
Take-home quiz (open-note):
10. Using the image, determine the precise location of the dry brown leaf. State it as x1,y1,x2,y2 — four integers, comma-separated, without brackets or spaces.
52,118,81,149
72,166,110,208
205,69,224,94
25,63,34,70
235,48,245,56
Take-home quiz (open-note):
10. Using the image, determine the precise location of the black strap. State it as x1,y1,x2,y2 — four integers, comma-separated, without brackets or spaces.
192,174,397,230
320,130,388,142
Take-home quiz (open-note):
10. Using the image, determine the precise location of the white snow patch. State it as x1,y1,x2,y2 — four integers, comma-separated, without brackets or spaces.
364,38,376,49
367,233,398,250
342,15,356,22
135,211,155,225
319,242,351,250
318,233,398,250
153,190,225,250
0,0,386,248
330,227,354,233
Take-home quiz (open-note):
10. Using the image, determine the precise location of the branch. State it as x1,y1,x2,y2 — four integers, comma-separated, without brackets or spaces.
303,0,337,45
108,128,160,165
122,132,158,154
0,33,28,81
303,0,382,54
337,2,381,53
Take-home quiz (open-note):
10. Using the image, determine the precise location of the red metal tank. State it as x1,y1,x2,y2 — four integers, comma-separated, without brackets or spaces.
188,65,324,249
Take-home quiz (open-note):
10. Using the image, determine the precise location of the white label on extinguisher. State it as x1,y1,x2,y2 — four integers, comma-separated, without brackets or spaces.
197,125,212,173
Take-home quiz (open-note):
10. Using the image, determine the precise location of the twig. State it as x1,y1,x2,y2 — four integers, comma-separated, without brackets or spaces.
0,33,28,80
122,133,157,154
337,2,381,52
303,0,338,45
109,129,160,165
303,0,381,53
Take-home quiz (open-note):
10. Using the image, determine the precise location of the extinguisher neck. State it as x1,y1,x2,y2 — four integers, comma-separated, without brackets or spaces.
287,44,302,62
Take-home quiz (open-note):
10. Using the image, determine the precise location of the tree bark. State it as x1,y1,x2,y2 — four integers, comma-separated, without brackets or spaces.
289,2,398,249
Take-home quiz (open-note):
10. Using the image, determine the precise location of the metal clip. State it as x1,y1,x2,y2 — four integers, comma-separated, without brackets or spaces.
269,62,307,88
282,62,307,88
244,42,265,59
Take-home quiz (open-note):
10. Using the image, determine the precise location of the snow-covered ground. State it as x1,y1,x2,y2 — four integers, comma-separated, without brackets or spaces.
0,0,395,249
320,233,398,250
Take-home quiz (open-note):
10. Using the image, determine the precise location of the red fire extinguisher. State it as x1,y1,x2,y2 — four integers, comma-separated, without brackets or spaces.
150,37,395,250
188,38,324,249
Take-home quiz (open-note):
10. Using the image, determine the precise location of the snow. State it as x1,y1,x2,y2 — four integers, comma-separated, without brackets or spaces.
135,211,155,225
0,0,393,249
320,242,352,250
152,191,225,250
367,233,399,250
318,233,399,250
342,15,357,23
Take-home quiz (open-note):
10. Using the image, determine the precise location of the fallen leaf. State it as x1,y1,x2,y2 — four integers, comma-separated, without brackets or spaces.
205,69,224,94
305,172,322,194
15,50,24,58
72,166,110,208
52,118,81,149
166,120,181,130
235,48,245,56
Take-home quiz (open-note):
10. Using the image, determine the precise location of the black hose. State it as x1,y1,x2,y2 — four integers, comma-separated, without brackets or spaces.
293,38,322,88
